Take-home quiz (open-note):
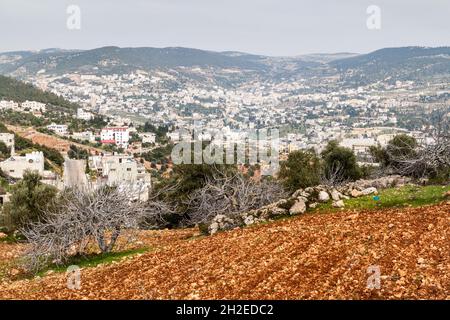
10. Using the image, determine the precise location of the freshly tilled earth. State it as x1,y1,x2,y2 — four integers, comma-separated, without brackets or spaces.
1,203,449,299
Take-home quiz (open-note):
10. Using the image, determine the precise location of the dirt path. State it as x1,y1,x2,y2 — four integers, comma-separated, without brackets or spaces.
1,203,449,300
6,124,103,155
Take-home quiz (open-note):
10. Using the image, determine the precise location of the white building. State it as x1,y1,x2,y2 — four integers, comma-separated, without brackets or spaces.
167,131,181,142
71,131,96,143
76,108,93,121
340,138,377,161
0,100,19,111
0,151,45,179
139,132,156,144
101,127,130,148
47,123,68,135
88,154,151,200
0,133,14,150
21,100,46,113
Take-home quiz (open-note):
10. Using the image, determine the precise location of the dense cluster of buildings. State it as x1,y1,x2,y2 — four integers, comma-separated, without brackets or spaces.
0,68,446,201
0,100,46,114
26,70,446,158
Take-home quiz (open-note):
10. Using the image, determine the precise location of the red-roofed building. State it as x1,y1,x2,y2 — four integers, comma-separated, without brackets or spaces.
100,127,130,149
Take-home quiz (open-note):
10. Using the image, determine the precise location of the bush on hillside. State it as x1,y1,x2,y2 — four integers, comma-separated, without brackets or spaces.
321,140,362,183
278,149,321,191
1,170,58,232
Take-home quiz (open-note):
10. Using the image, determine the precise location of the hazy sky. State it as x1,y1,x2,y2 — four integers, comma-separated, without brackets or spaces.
0,0,449,56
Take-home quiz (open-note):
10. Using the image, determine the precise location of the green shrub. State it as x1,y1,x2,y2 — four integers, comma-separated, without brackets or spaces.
1,170,57,232
278,149,321,191
321,140,361,182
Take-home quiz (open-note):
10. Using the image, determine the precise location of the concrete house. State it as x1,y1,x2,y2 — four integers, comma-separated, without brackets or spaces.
0,151,45,179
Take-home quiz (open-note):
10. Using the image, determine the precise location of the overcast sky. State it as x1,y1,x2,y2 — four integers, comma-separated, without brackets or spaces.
0,0,449,56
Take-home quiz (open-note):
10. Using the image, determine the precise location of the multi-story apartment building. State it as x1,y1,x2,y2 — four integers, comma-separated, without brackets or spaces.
47,123,68,135
88,153,151,200
100,127,130,148
76,108,93,121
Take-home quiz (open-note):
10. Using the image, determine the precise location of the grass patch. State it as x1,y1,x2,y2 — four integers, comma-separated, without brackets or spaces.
35,247,150,277
0,233,23,243
312,184,450,212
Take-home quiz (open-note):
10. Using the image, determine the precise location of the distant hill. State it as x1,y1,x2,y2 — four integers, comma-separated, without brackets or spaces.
0,46,449,85
0,75,78,112
330,46,450,83
0,46,272,76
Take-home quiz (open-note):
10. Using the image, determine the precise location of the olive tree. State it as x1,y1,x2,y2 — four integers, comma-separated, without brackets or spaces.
21,185,147,272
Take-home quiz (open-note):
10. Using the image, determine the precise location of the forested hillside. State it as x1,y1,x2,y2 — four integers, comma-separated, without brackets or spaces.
0,75,78,112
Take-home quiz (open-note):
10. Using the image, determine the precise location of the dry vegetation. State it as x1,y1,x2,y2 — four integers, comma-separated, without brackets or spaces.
0,202,449,300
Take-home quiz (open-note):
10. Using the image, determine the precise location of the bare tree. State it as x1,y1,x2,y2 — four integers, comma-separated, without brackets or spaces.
388,112,450,179
389,141,450,178
185,171,286,226
320,161,348,187
21,185,147,272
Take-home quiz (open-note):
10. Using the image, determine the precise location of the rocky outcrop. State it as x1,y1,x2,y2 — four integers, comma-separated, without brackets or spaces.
207,175,413,235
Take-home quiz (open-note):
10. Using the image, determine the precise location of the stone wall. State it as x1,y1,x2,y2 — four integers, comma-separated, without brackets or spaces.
208,175,413,235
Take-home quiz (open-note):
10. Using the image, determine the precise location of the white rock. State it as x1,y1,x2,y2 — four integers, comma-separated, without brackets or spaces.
209,222,219,235
309,202,318,209
350,189,363,198
291,189,304,198
361,187,378,195
318,191,330,202
270,207,288,216
332,200,345,208
330,189,341,201
243,215,255,226
289,200,306,215
0,232,7,239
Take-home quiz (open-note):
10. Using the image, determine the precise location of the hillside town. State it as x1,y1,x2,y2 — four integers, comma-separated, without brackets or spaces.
0,0,449,303
20,69,446,158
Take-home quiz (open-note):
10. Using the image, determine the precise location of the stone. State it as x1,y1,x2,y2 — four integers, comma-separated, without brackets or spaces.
309,202,318,209
208,214,238,234
243,215,255,226
0,232,7,239
330,189,341,201
304,187,314,193
443,191,450,198
10,268,20,276
361,187,378,195
289,199,306,215
318,191,330,202
273,199,288,208
270,207,288,216
332,200,345,208
350,189,363,198
209,222,219,235
291,189,304,198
